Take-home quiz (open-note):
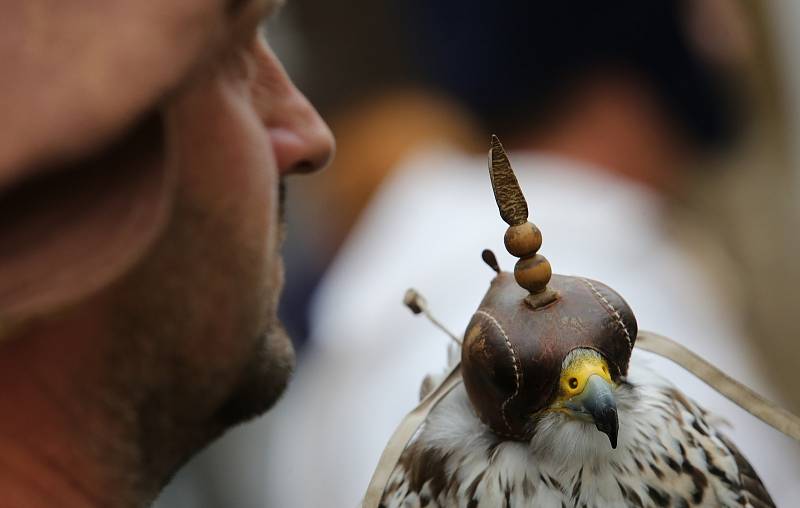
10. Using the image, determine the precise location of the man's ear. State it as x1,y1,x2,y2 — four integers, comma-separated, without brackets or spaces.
0,0,231,335
0,0,228,185
0,115,175,333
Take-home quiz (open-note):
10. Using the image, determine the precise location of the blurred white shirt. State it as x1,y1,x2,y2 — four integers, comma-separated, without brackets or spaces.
264,145,800,508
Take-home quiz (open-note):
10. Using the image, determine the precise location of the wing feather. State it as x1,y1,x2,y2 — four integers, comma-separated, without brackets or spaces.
717,434,776,508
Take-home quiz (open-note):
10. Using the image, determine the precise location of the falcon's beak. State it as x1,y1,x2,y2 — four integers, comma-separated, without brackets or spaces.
565,375,619,449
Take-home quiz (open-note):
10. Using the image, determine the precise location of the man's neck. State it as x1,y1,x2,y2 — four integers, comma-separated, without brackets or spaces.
0,434,101,507
0,310,143,507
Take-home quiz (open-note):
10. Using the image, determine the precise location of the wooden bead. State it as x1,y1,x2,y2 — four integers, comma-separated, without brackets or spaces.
514,254,551,294
504,222,542,258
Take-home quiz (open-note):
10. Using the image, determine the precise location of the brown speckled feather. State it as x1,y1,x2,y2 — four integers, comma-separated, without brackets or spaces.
717,434,775,508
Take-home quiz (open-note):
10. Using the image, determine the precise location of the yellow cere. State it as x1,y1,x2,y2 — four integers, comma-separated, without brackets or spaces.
558,351,613,399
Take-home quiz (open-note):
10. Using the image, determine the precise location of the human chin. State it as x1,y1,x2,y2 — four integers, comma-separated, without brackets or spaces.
212,301,295,429
215,243,295,426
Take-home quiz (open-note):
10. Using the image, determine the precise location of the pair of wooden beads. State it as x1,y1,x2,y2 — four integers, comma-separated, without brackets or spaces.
504,221,551,294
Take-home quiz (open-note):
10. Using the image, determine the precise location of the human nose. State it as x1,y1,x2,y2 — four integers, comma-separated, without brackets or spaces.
252,38,335,175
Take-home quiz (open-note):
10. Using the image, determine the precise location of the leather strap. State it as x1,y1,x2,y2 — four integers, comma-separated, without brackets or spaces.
361,364,462,508
635,331,800,441
361,331,800,507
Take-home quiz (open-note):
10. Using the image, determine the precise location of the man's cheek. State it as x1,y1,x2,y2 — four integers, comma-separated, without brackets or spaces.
166,67,277,215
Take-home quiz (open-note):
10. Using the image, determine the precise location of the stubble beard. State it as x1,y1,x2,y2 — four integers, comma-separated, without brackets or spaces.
102,182,295,500
215,313,295,428
214,244,296,428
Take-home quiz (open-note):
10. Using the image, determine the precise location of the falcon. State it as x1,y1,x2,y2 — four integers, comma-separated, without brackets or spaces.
380,347,774,507
378,136,774,508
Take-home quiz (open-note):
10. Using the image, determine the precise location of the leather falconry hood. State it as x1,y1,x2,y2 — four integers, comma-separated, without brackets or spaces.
461,136,638,441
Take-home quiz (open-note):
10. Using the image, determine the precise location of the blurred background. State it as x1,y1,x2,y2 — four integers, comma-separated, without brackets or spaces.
155,1,800,506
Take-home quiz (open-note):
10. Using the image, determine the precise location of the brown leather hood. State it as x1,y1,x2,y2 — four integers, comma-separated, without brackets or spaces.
461,271,637,440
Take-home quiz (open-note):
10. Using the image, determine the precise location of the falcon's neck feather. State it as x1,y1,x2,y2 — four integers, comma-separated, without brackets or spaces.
419,376,646,470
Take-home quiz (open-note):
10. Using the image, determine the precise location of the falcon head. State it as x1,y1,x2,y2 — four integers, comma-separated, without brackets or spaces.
547,348,619,448
461,272,636,445
460,136,636,446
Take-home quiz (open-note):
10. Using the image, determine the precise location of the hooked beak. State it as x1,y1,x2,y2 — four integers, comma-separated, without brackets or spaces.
565,374,619,448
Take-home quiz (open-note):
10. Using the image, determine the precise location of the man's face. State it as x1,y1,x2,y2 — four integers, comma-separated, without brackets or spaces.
101,0,334,478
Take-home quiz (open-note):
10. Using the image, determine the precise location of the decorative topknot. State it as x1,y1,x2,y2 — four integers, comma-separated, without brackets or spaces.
488,135,557,308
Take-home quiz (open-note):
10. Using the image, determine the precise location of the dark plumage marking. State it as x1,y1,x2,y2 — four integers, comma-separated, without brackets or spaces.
466,471,484,500
664,455,681,473
401,444,451,499
649,462,664,480
571,467,583,500
681,459,708,503
646,485,671,507
706,459,733,487
548,474,563,493
678,441,687,459
691,418,709,437
522,473,535,498
699,446,734,488
616,480,643,508
539,473,550,488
